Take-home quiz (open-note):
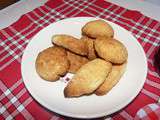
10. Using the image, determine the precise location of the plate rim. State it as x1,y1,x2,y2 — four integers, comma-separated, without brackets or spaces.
21,17,148,119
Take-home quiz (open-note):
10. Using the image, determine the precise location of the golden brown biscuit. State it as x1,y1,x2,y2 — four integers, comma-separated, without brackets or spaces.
64,58,112,97
67,51,89,73
95,37,128,64
82,20,114,38
35,46,69,81
81,36,97,60
95,62,127,95
52,34,87,56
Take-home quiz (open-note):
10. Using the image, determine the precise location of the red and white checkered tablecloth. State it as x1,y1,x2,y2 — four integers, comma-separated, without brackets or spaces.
0,0,160,119
135,103,160,120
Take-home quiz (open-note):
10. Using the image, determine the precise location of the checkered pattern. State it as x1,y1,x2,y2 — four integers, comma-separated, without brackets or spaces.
134,103,160,120
0,0,160,119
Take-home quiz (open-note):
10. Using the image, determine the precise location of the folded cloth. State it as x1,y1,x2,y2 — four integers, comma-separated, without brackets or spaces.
0,0,160,119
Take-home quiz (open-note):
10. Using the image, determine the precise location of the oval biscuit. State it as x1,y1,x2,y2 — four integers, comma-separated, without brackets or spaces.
95,37,128,64
82,20,114,38
95,62,127,95
52,34,87,56
64,58,112,97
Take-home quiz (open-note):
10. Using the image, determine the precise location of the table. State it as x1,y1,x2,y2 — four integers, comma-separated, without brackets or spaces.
0,0,160,29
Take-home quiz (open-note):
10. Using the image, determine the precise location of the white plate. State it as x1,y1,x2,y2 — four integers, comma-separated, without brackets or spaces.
21,17,147,119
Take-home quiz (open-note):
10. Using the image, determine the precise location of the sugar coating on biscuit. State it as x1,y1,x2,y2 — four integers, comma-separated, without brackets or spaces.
95,37,128,64
35,46,69,81
52,34,88,56
64,58,112,97
82,20,114,38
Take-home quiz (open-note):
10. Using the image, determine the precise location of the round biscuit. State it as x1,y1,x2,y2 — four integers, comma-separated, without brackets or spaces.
35,46,69,81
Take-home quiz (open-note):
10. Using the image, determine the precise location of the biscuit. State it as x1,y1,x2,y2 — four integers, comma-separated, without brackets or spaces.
95,37,128,64
35,46,69,81
67,51,89,73
52,34,87,56
95,62,127,95
81,36,97,60
82,20,114,38
64,58,112,97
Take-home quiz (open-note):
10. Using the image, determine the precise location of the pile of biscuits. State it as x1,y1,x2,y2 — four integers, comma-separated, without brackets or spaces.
35,20,128,98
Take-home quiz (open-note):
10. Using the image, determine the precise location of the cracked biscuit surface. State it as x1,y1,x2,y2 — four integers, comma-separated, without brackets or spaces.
35,46,69,81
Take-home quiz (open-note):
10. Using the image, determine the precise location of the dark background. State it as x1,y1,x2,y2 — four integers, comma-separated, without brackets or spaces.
0,0,20,10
